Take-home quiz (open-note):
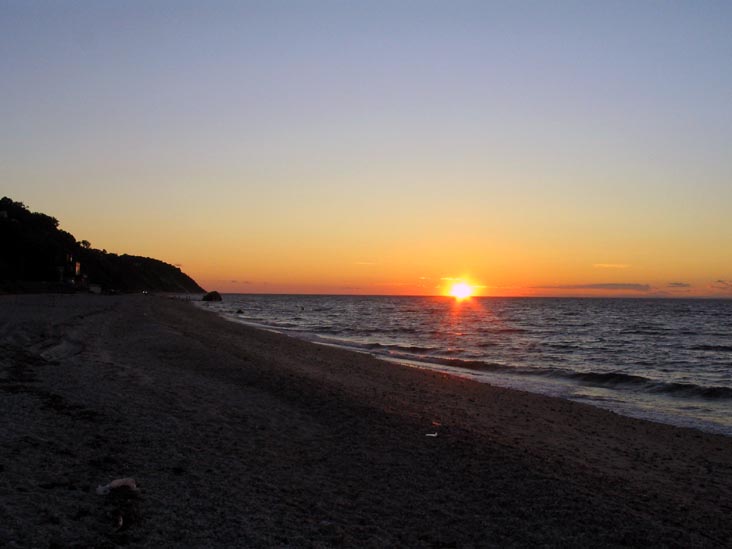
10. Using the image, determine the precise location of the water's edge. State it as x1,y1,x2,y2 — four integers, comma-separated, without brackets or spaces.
194,298,732,437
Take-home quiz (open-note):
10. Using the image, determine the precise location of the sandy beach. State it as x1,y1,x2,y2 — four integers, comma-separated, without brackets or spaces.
1,294,731,548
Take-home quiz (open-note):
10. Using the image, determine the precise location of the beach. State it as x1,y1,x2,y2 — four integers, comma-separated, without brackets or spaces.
1,294,731,547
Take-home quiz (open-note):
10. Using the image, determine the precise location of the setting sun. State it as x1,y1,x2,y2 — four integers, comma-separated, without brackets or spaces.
449,282,474,299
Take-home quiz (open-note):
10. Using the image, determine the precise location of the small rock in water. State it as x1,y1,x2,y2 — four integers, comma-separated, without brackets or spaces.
202,291,222,302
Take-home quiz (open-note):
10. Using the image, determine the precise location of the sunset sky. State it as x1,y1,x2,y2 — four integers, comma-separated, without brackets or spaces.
3,1,731,296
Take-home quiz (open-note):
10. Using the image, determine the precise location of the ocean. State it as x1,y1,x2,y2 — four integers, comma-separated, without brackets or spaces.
198,295,732,436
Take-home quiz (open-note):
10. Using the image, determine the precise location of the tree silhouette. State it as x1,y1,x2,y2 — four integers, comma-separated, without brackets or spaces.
1,196,205,293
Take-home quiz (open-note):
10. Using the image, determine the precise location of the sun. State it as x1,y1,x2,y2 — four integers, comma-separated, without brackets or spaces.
449,282,473,300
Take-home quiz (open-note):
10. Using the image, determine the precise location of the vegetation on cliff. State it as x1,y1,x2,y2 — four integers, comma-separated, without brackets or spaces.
0,197,204,293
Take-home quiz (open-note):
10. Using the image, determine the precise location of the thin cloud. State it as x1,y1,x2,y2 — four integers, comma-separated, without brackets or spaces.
535,283,651,292
710,280,732,291
668,282,691,288
354,261,377,266
593,263,630,269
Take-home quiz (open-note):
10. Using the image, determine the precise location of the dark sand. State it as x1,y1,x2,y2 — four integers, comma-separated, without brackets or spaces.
1,294,731,547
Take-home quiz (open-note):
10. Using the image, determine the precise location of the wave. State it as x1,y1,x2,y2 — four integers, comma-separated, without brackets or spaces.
654,382,732,400
547,343,581,350
424,357,511,372
370,327,420,335
620,329,668,336
384,352,732,400
313,325,345,334
364,342,437,354
389,353,732,401
224,316,298,333
264,321,300,329
566,371,650,386
481,327,527,334
352,347,511,373
561,370,732,400
353,343,732,402
690,345,732,353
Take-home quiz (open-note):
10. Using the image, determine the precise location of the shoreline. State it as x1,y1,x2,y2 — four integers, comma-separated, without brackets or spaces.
2,294,732,546
204,301,732,438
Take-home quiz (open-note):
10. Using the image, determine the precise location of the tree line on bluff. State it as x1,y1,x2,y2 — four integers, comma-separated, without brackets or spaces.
0,197,204,294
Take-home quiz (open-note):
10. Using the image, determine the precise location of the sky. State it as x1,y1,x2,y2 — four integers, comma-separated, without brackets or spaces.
2,1,731,296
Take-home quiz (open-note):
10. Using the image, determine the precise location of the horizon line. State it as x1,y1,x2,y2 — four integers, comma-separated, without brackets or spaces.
197,292,732,300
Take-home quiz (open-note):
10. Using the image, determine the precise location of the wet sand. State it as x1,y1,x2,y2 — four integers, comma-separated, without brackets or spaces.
1,294,731,547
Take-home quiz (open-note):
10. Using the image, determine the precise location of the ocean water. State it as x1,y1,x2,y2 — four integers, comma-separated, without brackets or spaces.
199,295,732,436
